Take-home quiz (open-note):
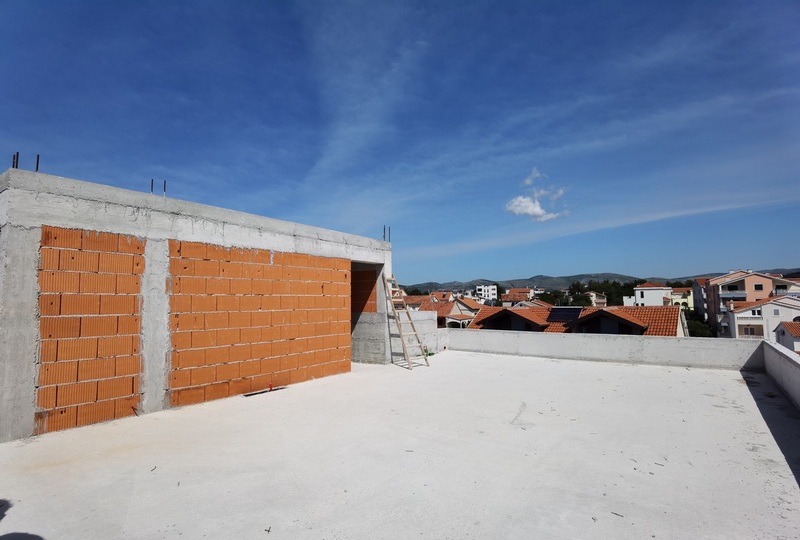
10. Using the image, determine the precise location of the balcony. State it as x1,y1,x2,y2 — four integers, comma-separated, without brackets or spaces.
719,291,748,300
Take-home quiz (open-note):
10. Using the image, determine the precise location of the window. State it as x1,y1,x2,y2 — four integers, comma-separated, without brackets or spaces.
639,291,644,299
750,309,761,316
754,284,763,291
774,309,780,316
776,285,788,292
728,285,739,291
739,325,764,337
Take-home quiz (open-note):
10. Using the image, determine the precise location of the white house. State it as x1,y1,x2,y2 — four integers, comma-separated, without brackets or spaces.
725,296,800,340
623,282,672,307
586,291,608,307
475,284,498,301
774,321,800,354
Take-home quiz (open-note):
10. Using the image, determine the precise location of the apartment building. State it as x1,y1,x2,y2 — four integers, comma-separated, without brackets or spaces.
705,271,800,336
724,296,800,340
475,284,498,301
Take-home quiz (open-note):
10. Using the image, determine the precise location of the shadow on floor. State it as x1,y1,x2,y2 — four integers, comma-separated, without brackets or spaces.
0,500,45,540
741,371,800,488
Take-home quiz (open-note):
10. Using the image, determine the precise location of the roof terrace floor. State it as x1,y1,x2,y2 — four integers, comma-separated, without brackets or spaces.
1,350,799,539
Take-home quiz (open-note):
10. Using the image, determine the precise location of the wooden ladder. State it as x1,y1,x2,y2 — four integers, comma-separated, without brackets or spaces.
384,274,430,369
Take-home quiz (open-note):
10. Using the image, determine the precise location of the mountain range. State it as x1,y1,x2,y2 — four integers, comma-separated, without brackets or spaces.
404,268,800,293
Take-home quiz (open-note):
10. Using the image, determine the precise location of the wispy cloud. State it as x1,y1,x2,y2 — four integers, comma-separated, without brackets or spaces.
505,167,568,222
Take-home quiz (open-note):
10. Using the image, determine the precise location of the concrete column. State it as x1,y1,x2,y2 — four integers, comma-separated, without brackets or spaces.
0,225,40,442
140,239,171,414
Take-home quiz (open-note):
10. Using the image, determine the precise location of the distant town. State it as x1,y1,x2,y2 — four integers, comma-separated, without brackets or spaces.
399,269,800,345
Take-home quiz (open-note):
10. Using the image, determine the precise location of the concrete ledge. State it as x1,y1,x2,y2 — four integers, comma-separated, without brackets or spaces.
0,169,391,265
443,328,765,371
764,341,800,411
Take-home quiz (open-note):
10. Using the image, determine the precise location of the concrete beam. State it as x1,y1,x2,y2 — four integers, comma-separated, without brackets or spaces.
0,225,40,441
140,239,171,414
0,169,391,265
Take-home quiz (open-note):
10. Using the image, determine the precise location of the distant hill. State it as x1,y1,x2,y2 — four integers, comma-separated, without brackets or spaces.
404,268,800,292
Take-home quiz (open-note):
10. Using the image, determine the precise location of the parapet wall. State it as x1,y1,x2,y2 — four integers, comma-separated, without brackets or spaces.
763,341,800,411
441,328,765,371
0,169,391,442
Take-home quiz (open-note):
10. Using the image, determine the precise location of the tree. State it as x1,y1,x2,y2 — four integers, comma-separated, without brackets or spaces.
570,295,592,307
688,320,713,337
493,282,506,295
539,290,567,306
568,281,586,296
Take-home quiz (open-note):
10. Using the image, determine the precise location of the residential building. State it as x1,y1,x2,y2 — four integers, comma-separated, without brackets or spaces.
775,321,800,354
501,291,530,307
723,296,800,340
430,291,454,302
585,291,608,307
670,287,693,309
507,287,534,299
475,284,498,301
693,278,710,319
706,271,800,336
623,282,672,307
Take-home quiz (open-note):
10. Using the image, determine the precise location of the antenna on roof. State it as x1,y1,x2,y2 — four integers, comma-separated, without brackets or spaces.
388,226,391,242
35,154,40,172
163,179,167,197
150,179,154,194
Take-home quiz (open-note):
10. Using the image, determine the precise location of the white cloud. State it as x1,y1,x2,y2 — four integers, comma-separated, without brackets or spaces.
507,166,568,223
505,195,563,222
522,166,546,186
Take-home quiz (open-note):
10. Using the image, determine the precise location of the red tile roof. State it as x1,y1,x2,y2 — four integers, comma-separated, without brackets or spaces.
695,278,709,286
457,297,483,311
673,288,691,294
507,308,550,327
430,291,452,301
606,306,681,336
636,282,668,289
729,296,790,313
418,300,455,317
469,306,504,327
472,307,549,329
508,288,531,295
446,313,474,321
470,305,682,336
501,292,529,302
403,295,429,306
781,321,800,337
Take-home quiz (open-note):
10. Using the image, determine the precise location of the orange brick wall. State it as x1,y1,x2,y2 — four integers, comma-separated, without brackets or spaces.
36,226,145,434
352,269,378,314
168,241,352,406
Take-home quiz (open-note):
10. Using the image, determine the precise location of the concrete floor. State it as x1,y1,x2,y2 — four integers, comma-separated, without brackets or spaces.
1,350,799,540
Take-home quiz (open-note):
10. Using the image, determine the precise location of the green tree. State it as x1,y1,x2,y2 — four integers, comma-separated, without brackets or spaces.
688,320,713,337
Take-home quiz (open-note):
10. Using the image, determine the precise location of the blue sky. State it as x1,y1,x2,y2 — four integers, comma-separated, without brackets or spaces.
2,1,799,284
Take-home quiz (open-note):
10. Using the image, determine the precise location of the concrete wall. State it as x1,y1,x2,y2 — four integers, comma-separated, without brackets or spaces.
352,312,390,364
763,341,800,412
389,311,439,365
0,169,392,442
442,328,765,371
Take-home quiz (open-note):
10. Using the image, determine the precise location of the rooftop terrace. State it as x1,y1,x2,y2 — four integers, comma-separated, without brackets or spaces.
2,349,799,539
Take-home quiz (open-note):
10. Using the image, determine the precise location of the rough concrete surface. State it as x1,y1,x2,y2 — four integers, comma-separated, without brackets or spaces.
1,351,799,539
